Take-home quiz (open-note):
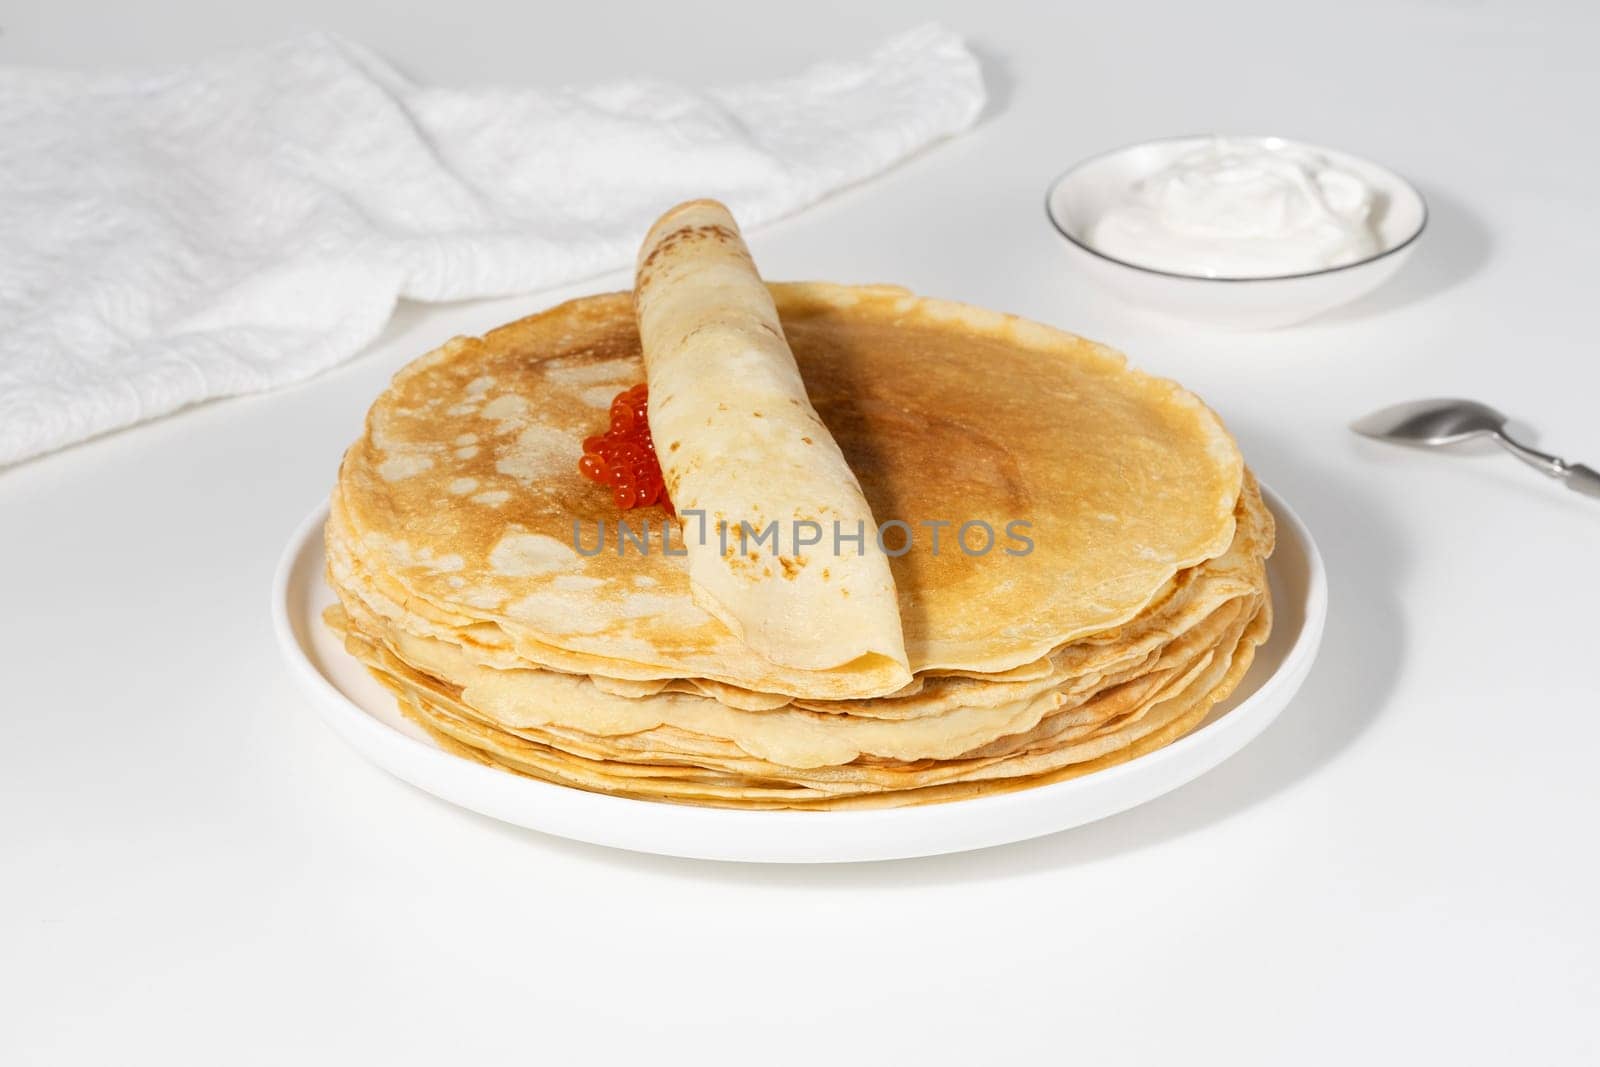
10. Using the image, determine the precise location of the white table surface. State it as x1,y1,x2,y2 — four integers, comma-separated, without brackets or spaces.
4,1,1597,1062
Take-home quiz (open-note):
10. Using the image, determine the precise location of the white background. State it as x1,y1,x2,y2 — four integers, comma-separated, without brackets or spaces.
3,1,1597,1062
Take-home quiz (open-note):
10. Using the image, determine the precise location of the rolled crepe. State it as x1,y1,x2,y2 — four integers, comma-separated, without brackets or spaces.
635,200,910,692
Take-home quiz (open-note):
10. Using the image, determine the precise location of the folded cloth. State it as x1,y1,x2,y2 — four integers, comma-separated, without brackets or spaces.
0,27,983,465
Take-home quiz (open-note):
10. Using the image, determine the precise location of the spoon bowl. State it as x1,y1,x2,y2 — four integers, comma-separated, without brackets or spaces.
1350,398,1508,448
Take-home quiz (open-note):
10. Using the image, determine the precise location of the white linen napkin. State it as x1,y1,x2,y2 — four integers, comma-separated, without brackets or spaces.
0,26,983,465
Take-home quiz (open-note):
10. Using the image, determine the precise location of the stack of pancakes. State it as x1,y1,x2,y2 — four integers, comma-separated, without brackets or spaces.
324,282,1273,809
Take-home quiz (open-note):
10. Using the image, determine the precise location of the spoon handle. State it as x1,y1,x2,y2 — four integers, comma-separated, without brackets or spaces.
1492,431,1565,476
1494,431,1600,500
1564,463,1600,500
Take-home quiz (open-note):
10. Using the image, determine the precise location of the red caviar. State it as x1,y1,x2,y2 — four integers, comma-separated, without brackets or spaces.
577,384,673,513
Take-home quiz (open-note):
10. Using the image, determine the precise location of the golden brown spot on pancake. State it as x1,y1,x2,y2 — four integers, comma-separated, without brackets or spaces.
796,335,1033,516
669,441,680,452
801,436,814,445
495,424,574,485
637,223,743,277
779,556,805,579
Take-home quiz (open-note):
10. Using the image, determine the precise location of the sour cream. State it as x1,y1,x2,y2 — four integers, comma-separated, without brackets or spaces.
1089,139,1383,278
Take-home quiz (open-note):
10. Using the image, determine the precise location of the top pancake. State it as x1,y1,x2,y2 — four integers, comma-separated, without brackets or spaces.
335,283,1243,700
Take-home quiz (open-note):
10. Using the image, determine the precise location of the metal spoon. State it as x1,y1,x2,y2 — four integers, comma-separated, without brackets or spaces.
1352,398,1600,500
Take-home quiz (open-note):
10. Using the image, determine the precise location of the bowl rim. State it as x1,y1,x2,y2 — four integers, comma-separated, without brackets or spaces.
1044,133,1430,283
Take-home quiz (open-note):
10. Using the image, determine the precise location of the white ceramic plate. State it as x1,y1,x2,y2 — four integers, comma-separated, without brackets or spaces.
272,486,1326,863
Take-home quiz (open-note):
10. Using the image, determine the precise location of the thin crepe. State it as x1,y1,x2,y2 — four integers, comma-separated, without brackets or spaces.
635,200,909,688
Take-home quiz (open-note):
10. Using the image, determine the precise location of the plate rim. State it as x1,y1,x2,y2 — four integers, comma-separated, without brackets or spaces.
271,484,1327,863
